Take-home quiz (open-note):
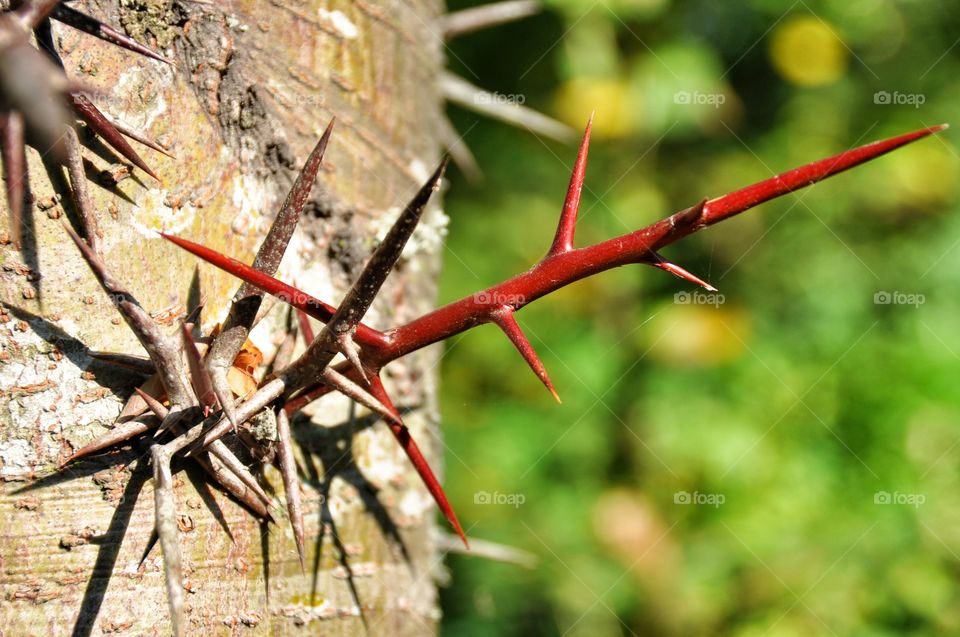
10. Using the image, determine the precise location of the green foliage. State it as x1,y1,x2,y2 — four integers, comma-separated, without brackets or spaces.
440,1,959,634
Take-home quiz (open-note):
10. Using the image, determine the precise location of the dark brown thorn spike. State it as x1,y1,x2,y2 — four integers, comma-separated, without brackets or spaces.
0,111,26,247
64,224,193,408
644,252,717,291
205,119,334,427
367,374,469,548
282,159,447,389
108,118,175,158
51,4,173,65
60,416,154,466
547,113,592,257
276,408,305,571
671,198,708,230
150,444,184,637
87,350,157,375
180,324,218,412
489,306,560,402
70,93,160,180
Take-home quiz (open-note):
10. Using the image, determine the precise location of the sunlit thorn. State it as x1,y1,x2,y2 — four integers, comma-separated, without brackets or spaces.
489,307,560,402
547,114,592,257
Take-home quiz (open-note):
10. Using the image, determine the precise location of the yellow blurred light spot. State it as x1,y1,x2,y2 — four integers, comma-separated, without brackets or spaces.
555,77,636,139
646,303,750,366
890,143,958,208
769,16,848,86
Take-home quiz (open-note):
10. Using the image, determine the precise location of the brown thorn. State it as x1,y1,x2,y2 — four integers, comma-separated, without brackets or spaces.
276,408,305,571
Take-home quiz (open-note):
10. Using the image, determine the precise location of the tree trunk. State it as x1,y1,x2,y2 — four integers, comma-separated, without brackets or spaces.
0,1,448,634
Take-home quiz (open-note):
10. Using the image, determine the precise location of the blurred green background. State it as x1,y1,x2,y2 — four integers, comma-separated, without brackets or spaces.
434,1,960,635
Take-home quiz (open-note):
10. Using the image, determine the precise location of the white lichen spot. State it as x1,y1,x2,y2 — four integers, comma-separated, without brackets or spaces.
112,68,171,130
0,439,33,479
372,205,449,267
317,9,358,39
398,487,433,518
230,173,272,236
130,188,197,238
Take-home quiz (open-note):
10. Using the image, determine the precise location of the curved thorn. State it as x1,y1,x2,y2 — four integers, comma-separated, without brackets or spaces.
51,4,173,65
547,114,592,257
276,408,305,571
367,374,468,548
645,252,717,291
70,93,160,180
489,307,560,402
1,111,27,247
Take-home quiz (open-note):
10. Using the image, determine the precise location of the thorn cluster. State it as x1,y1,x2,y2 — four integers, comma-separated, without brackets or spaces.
12,4,945,633
0,0,171,249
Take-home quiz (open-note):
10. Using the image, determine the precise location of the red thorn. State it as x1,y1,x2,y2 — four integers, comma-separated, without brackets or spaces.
70,94,161,181
367,375,469,548
296,309,315,345
547,114,592,257
489,307,560,402
645,252,717,291
161,232,389,349
703,125,950,226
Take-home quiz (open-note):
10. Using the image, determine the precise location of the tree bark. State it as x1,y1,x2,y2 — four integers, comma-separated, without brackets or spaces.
0,1,448,634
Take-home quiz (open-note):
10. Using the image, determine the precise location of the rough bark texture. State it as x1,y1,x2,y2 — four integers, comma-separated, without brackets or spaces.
0,1,449,634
